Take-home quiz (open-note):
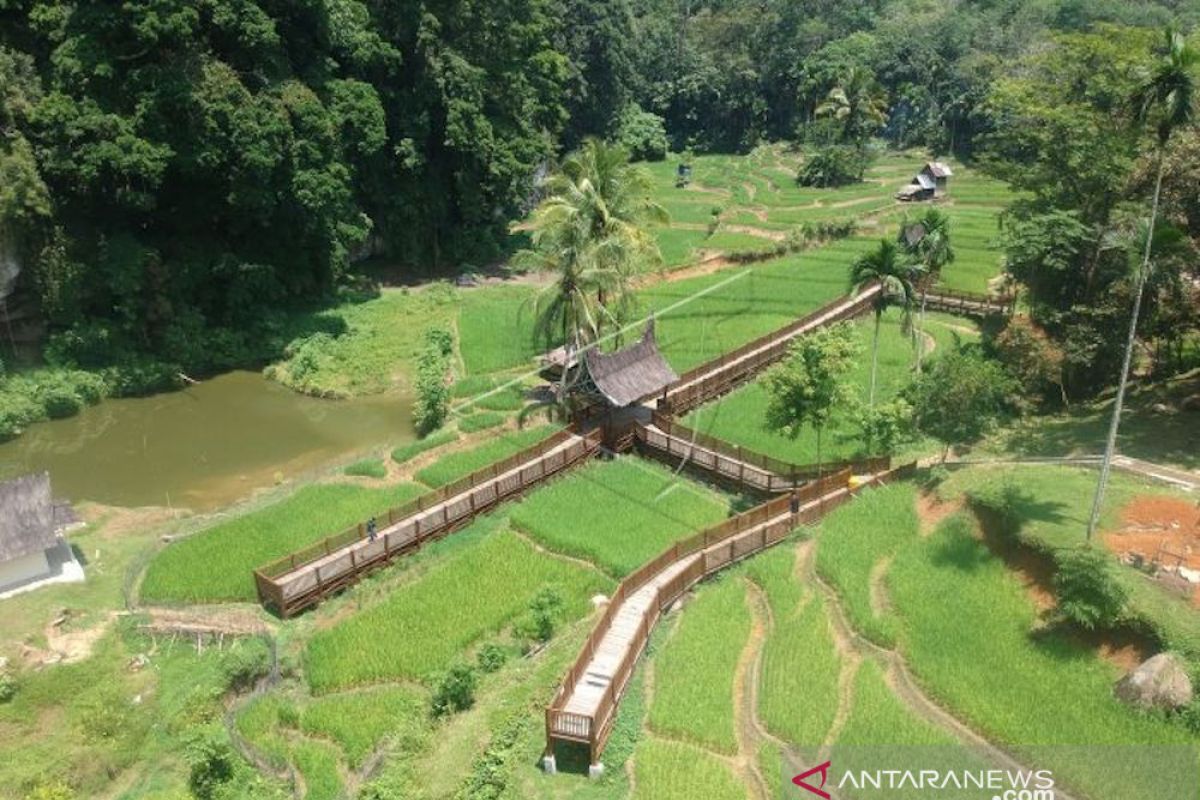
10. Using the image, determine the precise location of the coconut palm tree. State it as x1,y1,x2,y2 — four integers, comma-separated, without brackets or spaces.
849,239,923,407
898,209,955,372
816,66,889,144
1086,28,1197,541
518,139,667,350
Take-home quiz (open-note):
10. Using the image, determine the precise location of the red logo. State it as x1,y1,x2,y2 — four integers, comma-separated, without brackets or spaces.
793,760,832,799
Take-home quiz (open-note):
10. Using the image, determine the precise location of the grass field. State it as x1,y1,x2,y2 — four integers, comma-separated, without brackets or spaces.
413,424,559,488
744,545,840,748
457,285,545,375
940,464,1200,658
815,483,917,647
647,576,749,754
834,657,956,747
888,512,1198,800
299,685,426,768
303,523,612,691
631,739,747,800
681,308,974,465
141,481,425,603
509,457,733,577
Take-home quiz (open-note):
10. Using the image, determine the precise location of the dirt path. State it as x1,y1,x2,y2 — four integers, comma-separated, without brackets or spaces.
915,491,963,538
732,579,771,800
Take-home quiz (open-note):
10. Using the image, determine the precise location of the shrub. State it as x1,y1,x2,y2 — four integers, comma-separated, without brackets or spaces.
0,670,16,703
991,316,1065,410
904,348,1015,461
185,728,237,800
430,662,477,717
854,398,914,456
615,105,669,161
797,145,871,187
220,638,272,692
1053,548,1128,631
476,643,508,673
515,586,564,643
413,325,454,435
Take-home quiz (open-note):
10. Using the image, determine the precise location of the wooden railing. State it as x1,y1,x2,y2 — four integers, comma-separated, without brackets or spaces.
544,458,917,765
921,286,1014,316
253,427,603,617
660,286,880,415
637,411,890,492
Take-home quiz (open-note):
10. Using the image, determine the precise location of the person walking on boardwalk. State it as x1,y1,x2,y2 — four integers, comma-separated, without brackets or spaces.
367,517,378,542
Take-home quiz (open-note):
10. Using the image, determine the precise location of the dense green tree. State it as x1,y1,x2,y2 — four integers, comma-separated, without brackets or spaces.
816,65,889,144
764,321,860,469
904,348,1015,462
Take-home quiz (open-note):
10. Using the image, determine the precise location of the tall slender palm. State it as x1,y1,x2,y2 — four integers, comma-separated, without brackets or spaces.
849,239,922,407
899,209,955,372
518,139,668,350
1086,28,1197,541
816,66,889,144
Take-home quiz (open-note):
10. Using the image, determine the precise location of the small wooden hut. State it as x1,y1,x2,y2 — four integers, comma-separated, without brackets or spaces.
919,161,953,197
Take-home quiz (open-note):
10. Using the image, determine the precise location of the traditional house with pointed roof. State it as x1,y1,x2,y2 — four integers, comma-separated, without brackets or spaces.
579,320,678,408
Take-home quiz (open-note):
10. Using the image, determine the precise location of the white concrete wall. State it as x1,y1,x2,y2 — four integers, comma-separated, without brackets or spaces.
0,550,51,593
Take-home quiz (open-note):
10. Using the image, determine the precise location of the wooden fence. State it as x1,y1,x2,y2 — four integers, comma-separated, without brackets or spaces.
544,458,917,765
659,286,880,415
636,411,890,493
253,427,603,617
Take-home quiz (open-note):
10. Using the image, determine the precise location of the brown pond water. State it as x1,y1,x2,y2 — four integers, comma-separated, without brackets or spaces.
0,371,415,511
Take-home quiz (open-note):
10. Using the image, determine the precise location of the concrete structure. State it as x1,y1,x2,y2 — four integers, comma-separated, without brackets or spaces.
0,472,81,597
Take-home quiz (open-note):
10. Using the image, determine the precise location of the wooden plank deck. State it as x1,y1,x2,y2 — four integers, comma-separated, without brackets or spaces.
553,502,796,727
271,433,593,606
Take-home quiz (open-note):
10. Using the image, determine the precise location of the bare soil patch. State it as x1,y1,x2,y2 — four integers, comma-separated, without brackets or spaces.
1102,495,1200,607
722,224,786,242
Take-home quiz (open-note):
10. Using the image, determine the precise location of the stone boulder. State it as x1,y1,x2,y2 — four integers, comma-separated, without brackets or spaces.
1114,653,1194,711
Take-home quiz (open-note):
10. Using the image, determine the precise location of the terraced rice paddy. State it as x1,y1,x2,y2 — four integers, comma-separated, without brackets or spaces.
745,546,840,748
647,576,749,753
140,481,426,603
509,457,733,577
413,424,559,488
303,522,612,691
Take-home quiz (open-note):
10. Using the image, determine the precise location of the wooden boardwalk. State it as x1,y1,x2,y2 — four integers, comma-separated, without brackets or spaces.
636,412,888,494
921,288,1013,317
254,429,602,616
545,459,915,767
660,284,882,415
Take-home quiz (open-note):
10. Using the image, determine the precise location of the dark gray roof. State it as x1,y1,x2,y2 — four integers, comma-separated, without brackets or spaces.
584,321,678,407
923,161,953,178
0,472,57,562
914,173,936,190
